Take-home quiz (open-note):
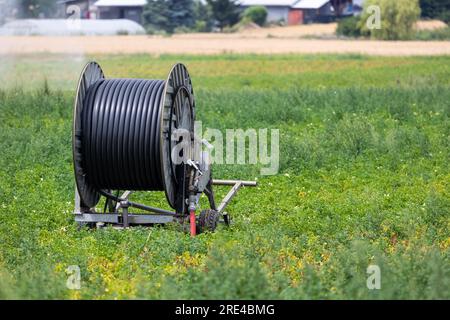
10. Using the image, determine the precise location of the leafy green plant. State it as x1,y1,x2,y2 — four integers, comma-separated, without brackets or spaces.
336,16,363,37
420,0,450,23
0,54,449,299
414,26,450,40
143,0,195,33
193,0,214,32
207,0,240,31
242,6,268,26
360,0,421,40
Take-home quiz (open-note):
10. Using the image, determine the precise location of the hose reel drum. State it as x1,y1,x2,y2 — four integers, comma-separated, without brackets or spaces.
72,62,256,234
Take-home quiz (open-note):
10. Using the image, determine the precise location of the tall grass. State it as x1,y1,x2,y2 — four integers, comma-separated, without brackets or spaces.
414,27,450,41
0,54,449,299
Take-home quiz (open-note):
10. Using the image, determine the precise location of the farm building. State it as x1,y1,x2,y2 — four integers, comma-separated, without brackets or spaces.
58,0,145,24
352,0,365,15
58,0,98,19
238,0,298,24
291,0,335,24
239,0,355,25
94,0,146,24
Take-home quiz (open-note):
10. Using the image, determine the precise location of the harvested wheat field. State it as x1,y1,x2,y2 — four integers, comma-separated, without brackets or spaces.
1,35,450,56
2,20,449,56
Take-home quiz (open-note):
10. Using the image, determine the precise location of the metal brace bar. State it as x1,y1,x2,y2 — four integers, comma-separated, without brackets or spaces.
73,178,257,227
74,186,81,214
217,181,242,213
212,179,257,213
115,191,133,210
213,179,257,187
121,201,129,228
75,213,175,225
128,201,177,216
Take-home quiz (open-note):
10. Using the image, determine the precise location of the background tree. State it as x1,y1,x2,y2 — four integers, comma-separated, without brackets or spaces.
206,0,240,31
0,0,15,24
169,0,195,31
359,0,421,40
193,0,213,32
143,0,195,33
330,0,348,16
336,16,362,37
419,0,450,23
243,6,267,26
17,0,56,18
143,0,170,33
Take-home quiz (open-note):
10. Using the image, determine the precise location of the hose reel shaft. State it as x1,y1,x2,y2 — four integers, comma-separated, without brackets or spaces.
83,78,165,191
73,62,195,211
73,61,258,233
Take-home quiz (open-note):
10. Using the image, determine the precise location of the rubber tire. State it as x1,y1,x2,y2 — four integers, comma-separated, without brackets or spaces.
197,209,220,234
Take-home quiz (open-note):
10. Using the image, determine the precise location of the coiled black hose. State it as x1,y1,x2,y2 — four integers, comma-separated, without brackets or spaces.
82,78,166,191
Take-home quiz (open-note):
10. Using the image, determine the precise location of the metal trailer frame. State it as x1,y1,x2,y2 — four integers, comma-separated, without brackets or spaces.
72,62,258,233
73,179,257,228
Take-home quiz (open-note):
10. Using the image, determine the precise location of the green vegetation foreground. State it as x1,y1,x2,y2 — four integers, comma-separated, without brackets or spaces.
0,54,449,299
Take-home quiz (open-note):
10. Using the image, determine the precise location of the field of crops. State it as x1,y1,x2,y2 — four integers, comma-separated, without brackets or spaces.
0,54,449,299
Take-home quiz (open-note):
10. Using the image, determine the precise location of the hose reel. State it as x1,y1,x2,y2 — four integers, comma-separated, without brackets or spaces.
72,61,256,234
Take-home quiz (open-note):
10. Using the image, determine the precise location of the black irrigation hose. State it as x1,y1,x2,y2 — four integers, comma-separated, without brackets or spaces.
82,78,166,191
97,189,177,216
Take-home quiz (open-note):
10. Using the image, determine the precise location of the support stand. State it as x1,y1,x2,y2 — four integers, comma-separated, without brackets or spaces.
73,180,257,229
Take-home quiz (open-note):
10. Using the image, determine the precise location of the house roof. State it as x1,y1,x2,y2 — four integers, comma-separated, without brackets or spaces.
238,0,299,7
292,0,329,9
57,0,96,3
94,0,146,7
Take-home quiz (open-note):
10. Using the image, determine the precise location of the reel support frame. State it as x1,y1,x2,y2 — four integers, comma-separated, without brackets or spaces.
72,61,257,233
73,179,257,229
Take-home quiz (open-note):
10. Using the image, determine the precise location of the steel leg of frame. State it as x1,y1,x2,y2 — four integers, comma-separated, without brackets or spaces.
212,179,257,213
73,179,256,227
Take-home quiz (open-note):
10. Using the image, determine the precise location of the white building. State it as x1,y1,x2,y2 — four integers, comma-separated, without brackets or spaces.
0,18,145,35
238,0,298,24
239,0,355,25
94,0,146,24
291,0,334,24
58,0,146,24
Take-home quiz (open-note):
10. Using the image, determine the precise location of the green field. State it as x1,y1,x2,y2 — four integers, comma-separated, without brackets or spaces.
0,54,449,299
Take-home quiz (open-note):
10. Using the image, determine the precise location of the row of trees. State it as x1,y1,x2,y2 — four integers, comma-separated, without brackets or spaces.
0,0,57,24
3,0,449,37
143,0,244,33
337,0,450,40
361,0,421,40
144,0,450,35
19,0,56,18
420,0,450,23
1,0,265,32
